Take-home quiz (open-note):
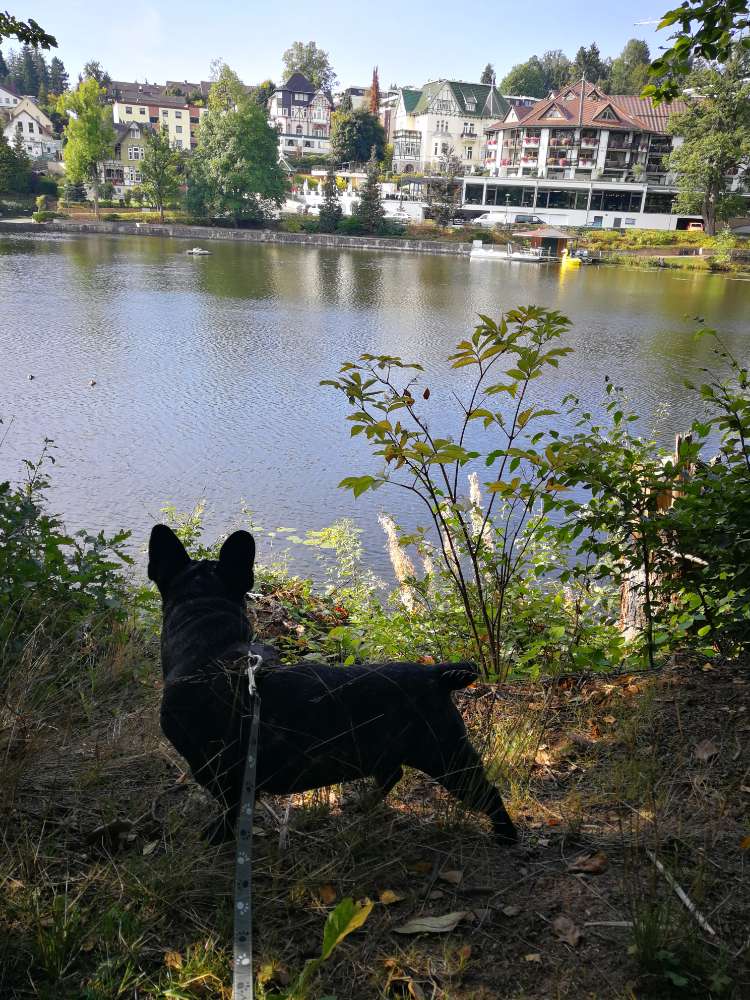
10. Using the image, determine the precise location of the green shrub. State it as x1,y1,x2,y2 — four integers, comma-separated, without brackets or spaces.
103,212,121,221
300,217,320,233
32,210,56,223
0,443,132,662
336,216,365,235
280,215,303,233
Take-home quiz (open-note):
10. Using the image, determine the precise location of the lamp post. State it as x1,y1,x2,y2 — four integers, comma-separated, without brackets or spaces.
505,192,510,227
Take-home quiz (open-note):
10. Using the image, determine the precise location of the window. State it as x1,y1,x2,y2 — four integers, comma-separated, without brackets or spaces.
465,99,476,111
125,106,132,113
140,107,146,115
161,109,168,117
28,121,34,132
595,106,619,121
296,125,303,135
434,143,438,155
174,139,183,149
128,146,144,160
281,107,289,116
175,125,183,133
466,146,472,159
294,92,307,100
114,144,121,157
175,110,182,118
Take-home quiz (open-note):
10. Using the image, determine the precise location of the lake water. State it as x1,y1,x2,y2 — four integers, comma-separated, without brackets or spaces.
2,232,749,578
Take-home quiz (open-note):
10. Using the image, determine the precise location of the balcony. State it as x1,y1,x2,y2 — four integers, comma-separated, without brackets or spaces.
461,130,477,139
580,136,597,147
486,138,498,147
549,139,573,148
520,155,538,164
522,135,540,146
607,138,632,150
577,159,595,169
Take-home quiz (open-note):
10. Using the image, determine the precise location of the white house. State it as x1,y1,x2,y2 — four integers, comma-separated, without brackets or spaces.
0,82,21,119
390,79,509,174
3,97,61,162
268,72,334,160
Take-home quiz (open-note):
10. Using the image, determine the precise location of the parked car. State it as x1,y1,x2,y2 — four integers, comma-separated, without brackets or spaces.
472,212,511,227
686,221,704,232
513,214,545,225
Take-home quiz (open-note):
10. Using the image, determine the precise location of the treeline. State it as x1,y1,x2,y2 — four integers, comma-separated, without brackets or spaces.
0,43,68,100
491,39,652,99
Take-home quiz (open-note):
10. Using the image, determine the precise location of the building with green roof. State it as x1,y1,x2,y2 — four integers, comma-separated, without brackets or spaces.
390,79,509,174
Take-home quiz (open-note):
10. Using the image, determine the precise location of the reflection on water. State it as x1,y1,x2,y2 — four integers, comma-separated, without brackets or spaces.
1,233,749,576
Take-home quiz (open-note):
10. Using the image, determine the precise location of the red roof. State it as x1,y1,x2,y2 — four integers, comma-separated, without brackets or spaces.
499,81,690,134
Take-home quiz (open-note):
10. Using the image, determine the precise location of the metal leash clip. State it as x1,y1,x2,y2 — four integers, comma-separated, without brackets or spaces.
233,652,263,1000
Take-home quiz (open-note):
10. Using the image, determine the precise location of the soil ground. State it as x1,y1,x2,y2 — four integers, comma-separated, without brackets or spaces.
1,641,748,999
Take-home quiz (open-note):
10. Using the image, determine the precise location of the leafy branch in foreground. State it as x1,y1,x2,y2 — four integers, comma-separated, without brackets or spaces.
323,306,586,679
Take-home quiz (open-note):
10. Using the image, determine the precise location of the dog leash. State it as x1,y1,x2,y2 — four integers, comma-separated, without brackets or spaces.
233,651,263,1000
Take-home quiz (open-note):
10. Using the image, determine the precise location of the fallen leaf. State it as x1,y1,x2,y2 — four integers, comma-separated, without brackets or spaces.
694,739,719,762
602,715,616,725
535,748,553,766
569,850,608,875
740,836,750,850
142,840,158,856
426,890,444,900
740,786,750,795
380,890,406,905
164,951,183,970
319,884,337,905
546,817,561,827
394,911,468,935
418,655,435,665
524,953,542,963
552,914,583,947
501,904,521,917
410,861,433,874
439,869,463,886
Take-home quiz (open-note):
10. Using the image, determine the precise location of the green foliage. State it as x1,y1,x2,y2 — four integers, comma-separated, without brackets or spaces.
281,40,337,92
665,57,750,235
0,131,30,194
261,897,373,999
499,56,547,98
352,149,384,234
318,165,342,233
0,441,131,662
0,12,56,48
609,39,651,95
187,70,287,224
57,78,114,219
480,63,494,85
330,108,385,166
710,226,736,269
32,209,55,221
81,60,110,88
140,125,182,222
646,0,750,102
322,306,600,679
571,42,611,89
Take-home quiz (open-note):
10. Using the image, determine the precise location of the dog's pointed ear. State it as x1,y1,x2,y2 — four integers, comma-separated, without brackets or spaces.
218,530,255,597
148,524,190,592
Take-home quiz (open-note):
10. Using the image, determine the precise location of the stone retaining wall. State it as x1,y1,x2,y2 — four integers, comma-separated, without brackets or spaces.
0,220,471,256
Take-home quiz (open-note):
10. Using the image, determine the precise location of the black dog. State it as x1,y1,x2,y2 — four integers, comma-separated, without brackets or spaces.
149,524,517,845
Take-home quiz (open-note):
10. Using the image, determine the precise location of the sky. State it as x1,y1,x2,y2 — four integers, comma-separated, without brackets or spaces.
12,1,671,88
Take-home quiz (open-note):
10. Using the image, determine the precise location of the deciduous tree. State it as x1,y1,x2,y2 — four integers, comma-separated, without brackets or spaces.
540,50,572,92
609,39,650,95
499,57,546,98
57,78,115,220
187,71,287,225
0,12,55,48
665,56,750,234
480,63,494,85
330,108,385,165
140,126,182,222
282,41,336,92
647,0,750,101
81,60,110,88
570,42,611,88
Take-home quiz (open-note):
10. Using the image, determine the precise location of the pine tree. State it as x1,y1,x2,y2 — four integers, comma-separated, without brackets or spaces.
32,48,48,93
480,63,494,85
0,47,8,82
339,91,353,112
369,65,380,115
20,44,39,95
353,146,384,234
49,56,68,94
318,164,342,232
0,132,21,192
11,130,30,189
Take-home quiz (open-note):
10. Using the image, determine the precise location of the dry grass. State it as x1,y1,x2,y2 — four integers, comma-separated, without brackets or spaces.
1,626,749,999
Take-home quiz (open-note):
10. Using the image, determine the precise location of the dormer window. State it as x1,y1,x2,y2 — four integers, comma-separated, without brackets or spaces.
547,107,564,119
465,98,476,111
594,106,619,121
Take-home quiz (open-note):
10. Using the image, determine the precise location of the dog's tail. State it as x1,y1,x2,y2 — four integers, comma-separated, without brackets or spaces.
432,661,479,690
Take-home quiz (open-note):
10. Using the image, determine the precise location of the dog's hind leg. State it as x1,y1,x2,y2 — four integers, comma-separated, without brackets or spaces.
415,741,517,844
374,765,403,799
